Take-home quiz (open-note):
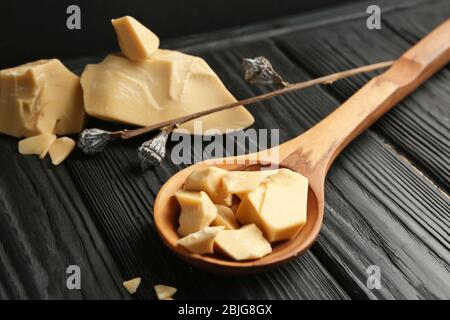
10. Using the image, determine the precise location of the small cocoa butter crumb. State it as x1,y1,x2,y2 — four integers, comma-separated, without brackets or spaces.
154,284,177,300
123,277,141,294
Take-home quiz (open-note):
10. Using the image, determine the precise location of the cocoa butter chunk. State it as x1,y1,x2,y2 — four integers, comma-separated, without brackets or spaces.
177,226,224,254
212,205,240,230
183,167,232,206
214,224,272,261
175,191,217,237
18,133,57,159
222,169,278,196
0,59,85,138
80,51,254,134
122,277,141,294
49,137,76,166
236,169,309,242
154,285,177,300
111,16,159,61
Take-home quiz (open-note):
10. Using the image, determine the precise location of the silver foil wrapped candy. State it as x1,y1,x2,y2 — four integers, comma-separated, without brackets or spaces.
242,56,288,88
137,128,171,171
78,128,118,155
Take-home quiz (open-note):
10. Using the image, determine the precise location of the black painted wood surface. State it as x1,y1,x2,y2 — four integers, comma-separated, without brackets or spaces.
0,0,449,299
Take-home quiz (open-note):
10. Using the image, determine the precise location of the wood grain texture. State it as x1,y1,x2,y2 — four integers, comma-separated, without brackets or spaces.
0,0,449,299
213,41,450,299
154,20,450,274
65,121,349,299
275,0,450,190
166,0,434,54
0,136,128,299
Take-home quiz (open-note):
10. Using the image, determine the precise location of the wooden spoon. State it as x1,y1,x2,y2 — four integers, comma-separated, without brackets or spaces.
154,19,450,274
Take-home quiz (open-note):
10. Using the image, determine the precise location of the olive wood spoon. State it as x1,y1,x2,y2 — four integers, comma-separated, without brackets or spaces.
154,19,450,274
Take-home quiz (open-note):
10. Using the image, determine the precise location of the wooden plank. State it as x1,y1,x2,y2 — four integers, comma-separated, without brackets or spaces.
0,136,128,299
212,40,450,298
166,0,436,54
384,0,450,44
318,131,450,299
66,104,349,300
64,28,450,299
33,51,345,299
1,0,448,300
275,1,450,190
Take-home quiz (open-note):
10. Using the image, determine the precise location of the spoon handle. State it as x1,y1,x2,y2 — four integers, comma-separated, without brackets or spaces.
281,18,450,177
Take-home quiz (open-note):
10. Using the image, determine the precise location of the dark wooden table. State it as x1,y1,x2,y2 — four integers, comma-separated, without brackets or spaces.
1,0,449,299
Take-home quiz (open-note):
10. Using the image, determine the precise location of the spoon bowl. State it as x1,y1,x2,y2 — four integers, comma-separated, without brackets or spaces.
154,157,324,274
154,19,450,274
